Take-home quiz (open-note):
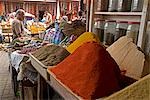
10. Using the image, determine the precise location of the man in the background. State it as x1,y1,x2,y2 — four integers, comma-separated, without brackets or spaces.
12,9,25,39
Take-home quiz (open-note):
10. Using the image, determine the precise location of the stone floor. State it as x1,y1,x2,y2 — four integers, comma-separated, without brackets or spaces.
0,51,17,100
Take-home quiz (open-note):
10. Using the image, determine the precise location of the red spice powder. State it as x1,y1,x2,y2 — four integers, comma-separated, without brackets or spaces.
50,41,121,99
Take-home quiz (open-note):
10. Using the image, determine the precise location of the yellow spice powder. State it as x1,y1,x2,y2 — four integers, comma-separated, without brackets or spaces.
66,32,100,53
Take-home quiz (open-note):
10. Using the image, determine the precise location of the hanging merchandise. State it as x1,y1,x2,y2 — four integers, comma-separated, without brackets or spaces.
108,0,118,12
131,0,144,12
96,0,109,11
126,22,140,44
104,20,117,45
117,0,132,12
93,19,105,42
115,21,128,41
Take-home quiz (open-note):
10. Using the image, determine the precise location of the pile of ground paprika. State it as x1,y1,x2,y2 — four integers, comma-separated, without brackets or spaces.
49,41,121,99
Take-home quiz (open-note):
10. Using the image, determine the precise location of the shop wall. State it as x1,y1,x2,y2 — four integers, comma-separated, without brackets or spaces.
1,1,56,20
4,1,24,14
38,2,56,15
0,1,5,15
59,1,79,21
24,2,56,17
24,2,37,16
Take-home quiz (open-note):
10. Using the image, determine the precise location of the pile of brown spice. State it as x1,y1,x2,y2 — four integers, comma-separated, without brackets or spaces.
32,44,70,66
62,20,86,37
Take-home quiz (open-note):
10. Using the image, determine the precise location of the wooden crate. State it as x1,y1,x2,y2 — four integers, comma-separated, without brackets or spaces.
47,68,149,100
47,69,82,100
103,74,150,100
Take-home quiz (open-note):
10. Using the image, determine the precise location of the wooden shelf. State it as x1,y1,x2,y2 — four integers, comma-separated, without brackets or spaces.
102,15,141,22
94,12,142,16
88,0,149,49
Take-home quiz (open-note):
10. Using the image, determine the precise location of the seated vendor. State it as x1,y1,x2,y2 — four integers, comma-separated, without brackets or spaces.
12,9,25,39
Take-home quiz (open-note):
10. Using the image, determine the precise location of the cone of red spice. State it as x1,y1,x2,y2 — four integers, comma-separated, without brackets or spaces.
49,41,121,99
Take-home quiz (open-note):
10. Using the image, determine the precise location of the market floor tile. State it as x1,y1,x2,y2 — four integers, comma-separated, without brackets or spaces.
0,51,17,100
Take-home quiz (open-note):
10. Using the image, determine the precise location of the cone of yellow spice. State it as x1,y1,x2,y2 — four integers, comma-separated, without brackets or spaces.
66,32,100,53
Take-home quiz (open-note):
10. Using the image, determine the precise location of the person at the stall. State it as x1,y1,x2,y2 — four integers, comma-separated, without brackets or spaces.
0,13,7,22
41,11,52,25
12,9,25,39
59,15,68,30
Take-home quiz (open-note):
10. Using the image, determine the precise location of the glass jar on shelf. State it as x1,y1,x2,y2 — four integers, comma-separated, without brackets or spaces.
126,21,140,44
117,0,132,12
115,21,128,41
96,0,109,11
93,19,105,42
104,20,117,45
108,0,118,12
131,0,144,12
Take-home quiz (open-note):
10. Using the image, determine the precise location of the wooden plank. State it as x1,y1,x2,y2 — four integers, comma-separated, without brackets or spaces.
47,69,82,100
37,74,48,100
29,53,55,81
137,0,150,49
37,74,41,100
1,33,13,35
103,74,150,100
85,0,90,31
88,0,94,32
94,12,142,16
30,53,48,80
101,15,141,22
24,87,34,100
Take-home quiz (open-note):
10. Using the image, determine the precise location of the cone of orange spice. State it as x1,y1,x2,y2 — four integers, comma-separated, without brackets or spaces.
49,41,121,99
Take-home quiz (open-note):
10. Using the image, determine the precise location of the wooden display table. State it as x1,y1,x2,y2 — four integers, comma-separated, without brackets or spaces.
2,32,13,42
